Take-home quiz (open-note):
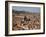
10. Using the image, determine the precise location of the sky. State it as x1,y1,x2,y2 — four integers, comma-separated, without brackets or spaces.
12,6,40,13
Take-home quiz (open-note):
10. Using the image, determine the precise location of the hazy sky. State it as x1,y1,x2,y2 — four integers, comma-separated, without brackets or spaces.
12,6,40,13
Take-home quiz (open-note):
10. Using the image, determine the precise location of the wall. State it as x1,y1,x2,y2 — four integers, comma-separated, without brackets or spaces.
0,0,46,37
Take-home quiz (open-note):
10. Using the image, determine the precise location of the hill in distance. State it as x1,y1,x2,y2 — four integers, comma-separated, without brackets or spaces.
12,10,40,14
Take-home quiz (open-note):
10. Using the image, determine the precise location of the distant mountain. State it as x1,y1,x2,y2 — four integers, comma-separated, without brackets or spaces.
12,10,40,14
